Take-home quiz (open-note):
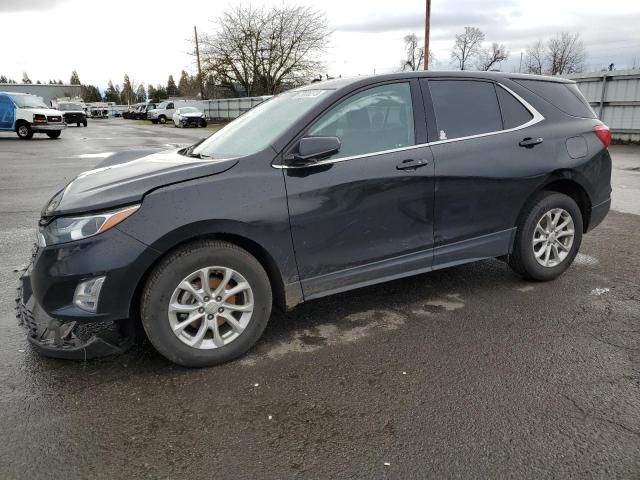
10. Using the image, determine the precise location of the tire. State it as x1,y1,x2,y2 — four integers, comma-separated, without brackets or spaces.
509,191,583,281
16,123,33,139
141,240,272,367
158,115,166,124
200,119,208,128
46,131,61,139
83,120,87,127
76,122,80,127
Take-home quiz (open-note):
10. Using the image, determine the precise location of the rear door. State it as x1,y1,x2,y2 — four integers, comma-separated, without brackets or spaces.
421,78,545,268
0,95,15,130
283,80,435,299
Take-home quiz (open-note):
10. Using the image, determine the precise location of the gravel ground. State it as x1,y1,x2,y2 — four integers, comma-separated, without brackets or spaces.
0,120,638,479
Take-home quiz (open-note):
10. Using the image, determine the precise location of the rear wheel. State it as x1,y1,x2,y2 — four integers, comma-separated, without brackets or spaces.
16,123,33,139
509,191,583,281
46,131,61,139
141,240,272,367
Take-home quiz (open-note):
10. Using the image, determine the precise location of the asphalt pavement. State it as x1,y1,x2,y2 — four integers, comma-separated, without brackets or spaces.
0,120,638,479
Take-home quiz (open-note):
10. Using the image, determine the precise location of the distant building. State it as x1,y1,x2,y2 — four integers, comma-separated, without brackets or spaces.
0,83,82,106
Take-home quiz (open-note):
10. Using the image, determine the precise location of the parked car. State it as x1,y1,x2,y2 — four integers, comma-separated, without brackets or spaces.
148,101,176,124
137,102,159,120
57,102,88,127
0,92,66,139
18,72,612,367
173,107,207,127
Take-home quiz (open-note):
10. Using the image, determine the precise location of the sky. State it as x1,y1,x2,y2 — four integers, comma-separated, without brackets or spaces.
1,0,639,90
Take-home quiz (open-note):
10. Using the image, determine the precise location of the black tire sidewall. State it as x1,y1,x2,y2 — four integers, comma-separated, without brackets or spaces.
513,192,583,281
16,124,33,139
141,242,272,367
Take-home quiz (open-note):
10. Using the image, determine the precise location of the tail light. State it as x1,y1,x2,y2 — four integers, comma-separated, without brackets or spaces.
593,124,611,147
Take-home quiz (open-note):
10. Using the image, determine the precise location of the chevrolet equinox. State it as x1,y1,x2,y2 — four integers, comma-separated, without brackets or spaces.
17,72,612,367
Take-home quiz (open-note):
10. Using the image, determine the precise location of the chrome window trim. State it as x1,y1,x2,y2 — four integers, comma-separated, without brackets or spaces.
274,82,544,170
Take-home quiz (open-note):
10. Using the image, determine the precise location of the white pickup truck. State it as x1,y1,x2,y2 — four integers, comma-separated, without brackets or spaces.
0,92,66,139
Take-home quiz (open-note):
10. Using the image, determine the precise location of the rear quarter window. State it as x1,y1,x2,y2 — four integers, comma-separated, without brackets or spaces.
514,79,596,118
496,86,533,129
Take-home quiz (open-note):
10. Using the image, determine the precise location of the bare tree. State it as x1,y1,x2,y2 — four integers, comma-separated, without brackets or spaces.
547,32,586,75
524,39,546,74
450,27,485,70
477,42,509,71
199,5,329,96
400,33,436,71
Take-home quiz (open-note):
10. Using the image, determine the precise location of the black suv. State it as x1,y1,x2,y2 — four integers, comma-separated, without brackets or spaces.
57,102,88,127
18,72,612,367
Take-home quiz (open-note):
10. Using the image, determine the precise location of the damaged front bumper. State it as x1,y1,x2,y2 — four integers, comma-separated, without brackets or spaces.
16,263,135,360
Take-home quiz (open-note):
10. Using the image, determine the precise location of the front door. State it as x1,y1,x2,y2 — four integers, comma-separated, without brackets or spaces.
0,95,15,130
283,81,435,299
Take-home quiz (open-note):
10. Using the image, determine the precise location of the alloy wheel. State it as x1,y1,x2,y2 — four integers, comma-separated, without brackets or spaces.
532,208,575,267
168,266,254,349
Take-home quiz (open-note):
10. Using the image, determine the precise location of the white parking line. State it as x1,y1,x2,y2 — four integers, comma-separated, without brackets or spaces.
75,152,115,159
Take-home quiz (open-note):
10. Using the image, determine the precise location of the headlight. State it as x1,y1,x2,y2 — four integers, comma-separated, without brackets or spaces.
40,205,139,246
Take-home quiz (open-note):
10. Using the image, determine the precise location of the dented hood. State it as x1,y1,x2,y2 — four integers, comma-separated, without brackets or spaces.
43,149,238,217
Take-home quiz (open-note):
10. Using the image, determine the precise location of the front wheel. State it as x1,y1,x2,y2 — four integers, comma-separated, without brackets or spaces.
200,119,207,128
16,123,33,139
158,116,166,124
509,192,583,281
46,130,61,139
83,120,87,127
141,240,272,367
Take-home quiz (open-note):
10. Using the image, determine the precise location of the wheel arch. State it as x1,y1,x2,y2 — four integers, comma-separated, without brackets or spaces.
517,174,593,234
128,227,290,323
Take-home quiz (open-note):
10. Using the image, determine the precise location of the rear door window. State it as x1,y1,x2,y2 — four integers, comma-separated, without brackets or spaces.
496,86,533,129
513,79,596,118
428,80,502,140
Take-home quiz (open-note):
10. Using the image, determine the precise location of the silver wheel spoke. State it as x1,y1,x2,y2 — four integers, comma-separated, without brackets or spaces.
211,321,225,347
169,302,201,314
173,312,204,335
556,229,574,238
555,240,569,252
222,282,250,301
179,281,203,302
197,268,212,296
213,268,233,297
222,301,253,312
220,312,245,334
189,321,208,348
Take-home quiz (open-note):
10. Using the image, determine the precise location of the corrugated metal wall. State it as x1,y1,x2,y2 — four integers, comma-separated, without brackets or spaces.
565,70,640,142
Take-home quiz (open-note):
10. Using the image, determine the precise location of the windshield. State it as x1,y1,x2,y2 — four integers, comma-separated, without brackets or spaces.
157,102,168,109
10,94,48,109
180,107,199,114
58,103,83,111
193,90,329,158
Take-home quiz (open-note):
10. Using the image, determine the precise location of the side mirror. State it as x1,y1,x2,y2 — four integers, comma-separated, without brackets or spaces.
294,136,341,163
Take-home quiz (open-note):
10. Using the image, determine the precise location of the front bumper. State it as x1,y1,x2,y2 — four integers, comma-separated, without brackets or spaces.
32,123,67,132
16,263,134,359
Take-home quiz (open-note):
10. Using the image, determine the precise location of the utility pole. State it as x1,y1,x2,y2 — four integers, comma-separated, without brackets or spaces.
424,0,431,70
194,25,205,99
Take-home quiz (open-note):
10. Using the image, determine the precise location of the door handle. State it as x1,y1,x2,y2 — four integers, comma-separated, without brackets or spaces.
519,137,544,148
396,158,429,170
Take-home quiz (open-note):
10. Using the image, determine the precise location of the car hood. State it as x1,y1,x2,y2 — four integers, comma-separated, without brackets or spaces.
180,112,204,118
62,110,85,114
25,108,63,116
43,149,239,217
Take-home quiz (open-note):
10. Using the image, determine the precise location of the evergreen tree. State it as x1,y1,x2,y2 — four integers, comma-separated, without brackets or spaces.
104,80,121,103
135,84,146,103
0,75,7,83
147,84,158,103
166,75,179,96
22,72,32,84
70,70,81,85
